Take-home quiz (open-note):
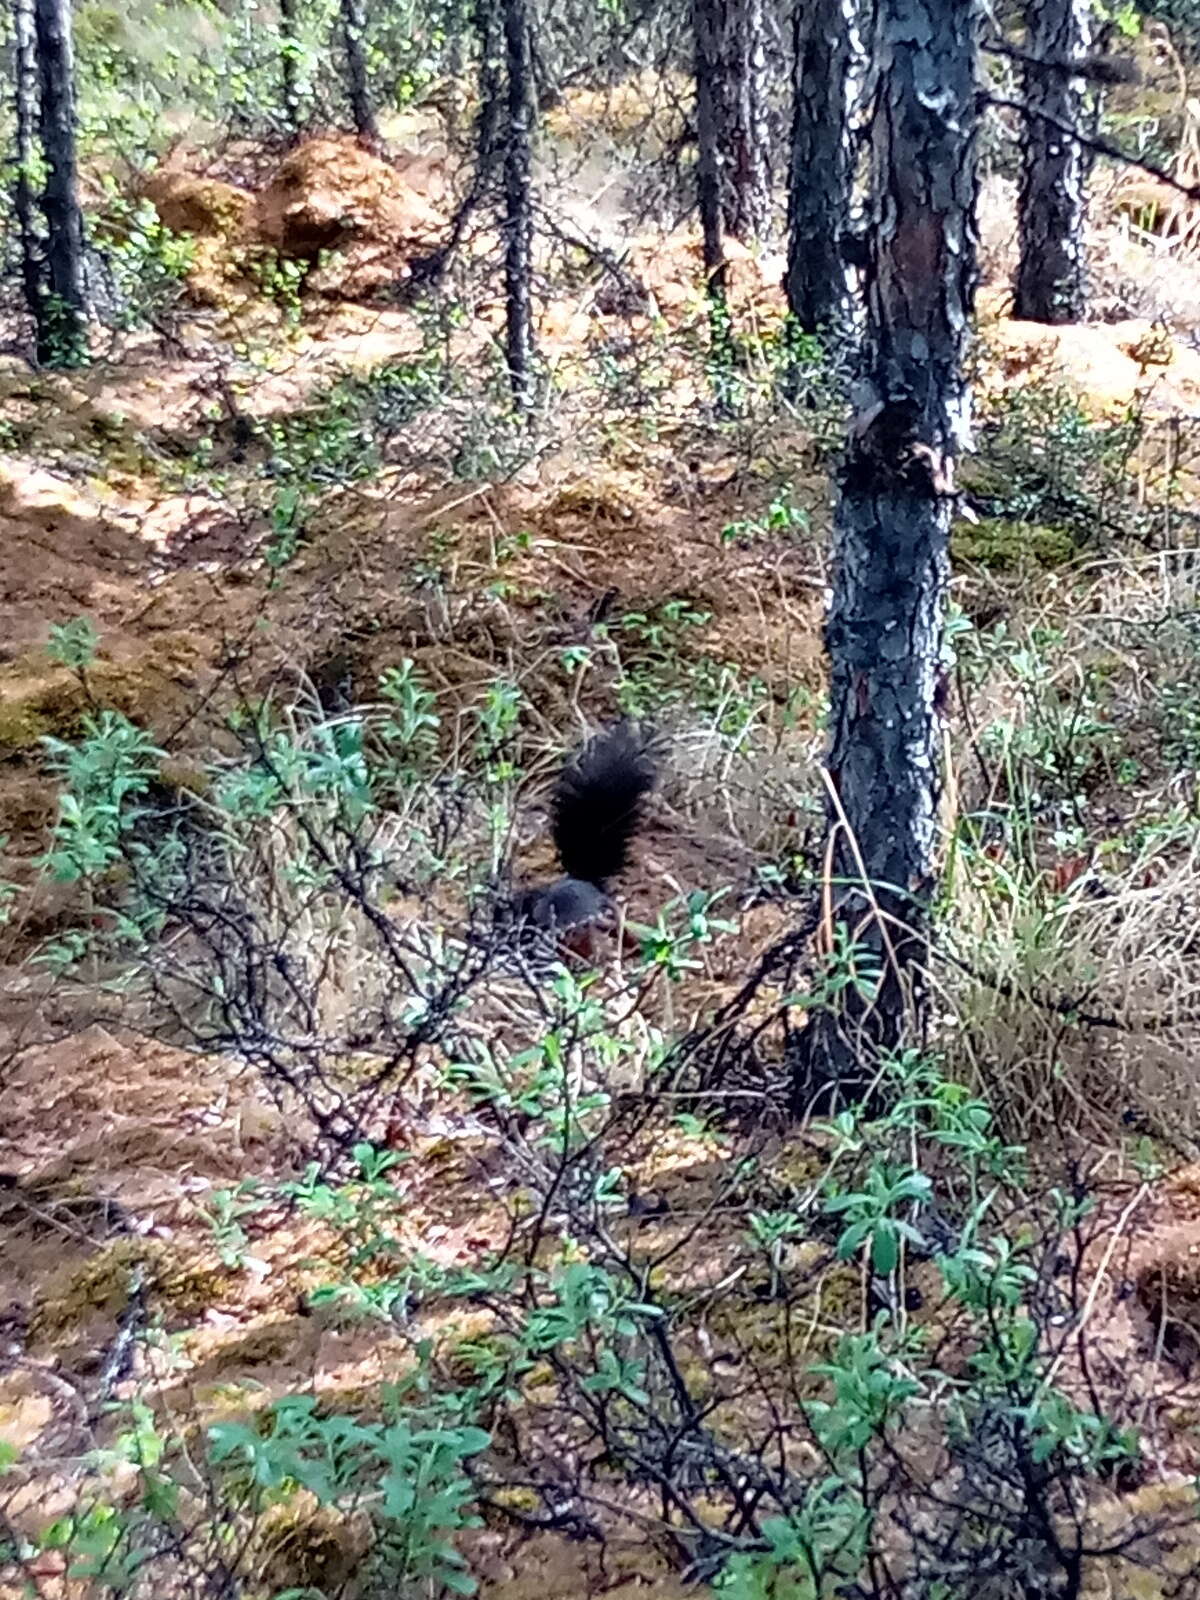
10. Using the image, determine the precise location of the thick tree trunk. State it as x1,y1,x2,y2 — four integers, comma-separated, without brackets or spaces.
794,0,979,1108
787,0,855,337
32,0,86,366
340,0,381,152
1013,0,1091,323
502,0,535,412
278,0,303,141
12,0,45,352
720,0,771,243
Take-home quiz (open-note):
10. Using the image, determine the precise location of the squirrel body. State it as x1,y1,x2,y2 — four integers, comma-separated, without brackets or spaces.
512,725,657,934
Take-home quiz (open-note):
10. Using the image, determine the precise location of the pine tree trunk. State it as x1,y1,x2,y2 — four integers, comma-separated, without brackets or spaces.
692,0,725,292
720,0,770,243
340,0,381,152
474,0,504,189
279,0,303,141
12,0,45,352
32,0,86,366
794,0,979,1109
502,0,535,412
407,0,503,289
1013,0,1090,323
787,0,855,336
693,0,736,410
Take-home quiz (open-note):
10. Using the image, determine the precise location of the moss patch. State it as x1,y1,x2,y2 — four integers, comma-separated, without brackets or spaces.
953,516,1076,571
30,1237,234,1350
254,1494,371,1593
0,699,52,753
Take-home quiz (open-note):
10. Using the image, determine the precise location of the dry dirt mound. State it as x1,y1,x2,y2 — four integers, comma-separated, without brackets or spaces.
139,167,252,240
255,136,447,299
140,137,449,304
979,307,1200,418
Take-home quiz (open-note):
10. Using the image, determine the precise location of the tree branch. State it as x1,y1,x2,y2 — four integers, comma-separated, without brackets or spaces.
984,92,1200,204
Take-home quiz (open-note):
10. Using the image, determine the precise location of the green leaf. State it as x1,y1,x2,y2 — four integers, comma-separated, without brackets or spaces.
871,1226,898,1276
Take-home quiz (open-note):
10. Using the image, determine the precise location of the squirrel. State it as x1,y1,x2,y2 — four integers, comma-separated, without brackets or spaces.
509,724,658,942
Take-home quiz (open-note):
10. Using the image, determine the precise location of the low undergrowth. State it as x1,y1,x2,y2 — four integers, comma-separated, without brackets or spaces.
4,576,1200,1595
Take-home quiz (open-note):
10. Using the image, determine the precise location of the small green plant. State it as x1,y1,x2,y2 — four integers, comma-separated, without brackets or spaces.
243,247,312,326
971,377,1145,549
41,712,164,883
47,614,100,673
92,194,196,330
720,486,809,547
747,1208,805,1298
378,659,441,776
823,1164,932,1276
630,889,739,982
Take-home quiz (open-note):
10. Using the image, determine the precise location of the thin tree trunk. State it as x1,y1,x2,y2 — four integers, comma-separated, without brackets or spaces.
279,0,303,142
1013,0,1091,323
502,0,535,413
721,0,770,242
787,0,855,337
340,0,381,152
406,0,504,289
794,0,979,1108
693,0,735,410
475,0,504,192
12,0,45,354
32,0,86,366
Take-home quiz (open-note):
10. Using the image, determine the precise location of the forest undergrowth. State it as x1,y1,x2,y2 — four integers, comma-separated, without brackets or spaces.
4,20,1200,1600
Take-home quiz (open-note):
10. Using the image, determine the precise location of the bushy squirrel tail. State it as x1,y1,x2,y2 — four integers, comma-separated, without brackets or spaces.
551,725,657,890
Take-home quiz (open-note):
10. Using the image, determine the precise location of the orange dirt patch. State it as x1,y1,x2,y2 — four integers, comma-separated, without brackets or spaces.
254,135,447,299
980,315,1200,418
139,167,253,240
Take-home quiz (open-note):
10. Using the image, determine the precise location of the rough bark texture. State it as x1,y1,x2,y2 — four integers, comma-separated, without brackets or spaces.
340,0,381,152
407,0,503,290
1014,0,1091,323
692,0,737,409
720,0,771,242
787,0,856,336
692,0,725,290
278,0,303,140
12,0,45,351
502,0,535,412
795,0,979,1107
474,0,504,191
32,0,86,366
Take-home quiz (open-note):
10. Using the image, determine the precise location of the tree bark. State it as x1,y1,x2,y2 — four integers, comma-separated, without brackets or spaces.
692,0,725,291
693,0,736,409
12,0,45,354
32,0,86,366
278,0,303,142
502,0,535,412
340,0,382,152
794,0,979,1109
720,0,771,243
1013,0,1091,323
406,0,505,291
787,0,856,337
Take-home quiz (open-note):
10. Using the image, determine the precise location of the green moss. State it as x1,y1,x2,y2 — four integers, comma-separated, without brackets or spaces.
0,699,51,752
255,1496,369,1592
31,1238,233,1348
203,1318,306,1375
952,516,1076,571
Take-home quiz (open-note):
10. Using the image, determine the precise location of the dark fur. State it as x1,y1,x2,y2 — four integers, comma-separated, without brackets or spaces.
551,725,657,890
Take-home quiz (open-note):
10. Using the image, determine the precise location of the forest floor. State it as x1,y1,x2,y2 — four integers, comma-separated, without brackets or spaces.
4,118,1200,1598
